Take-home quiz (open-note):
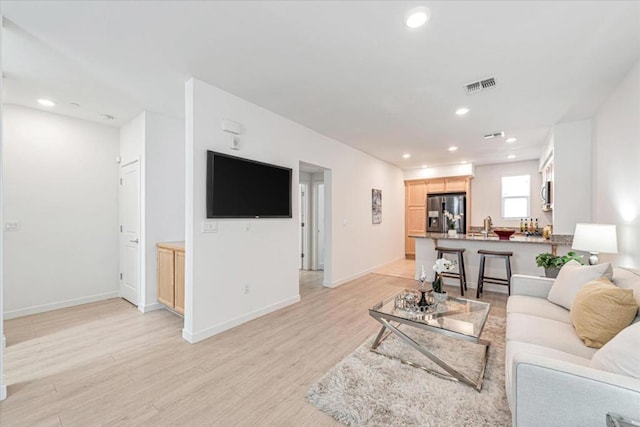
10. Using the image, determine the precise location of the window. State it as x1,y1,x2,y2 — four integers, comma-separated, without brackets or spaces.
502,175,530,218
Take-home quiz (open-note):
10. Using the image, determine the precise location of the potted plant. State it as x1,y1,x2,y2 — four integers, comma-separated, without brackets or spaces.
443,210,463,237
432,258,457,301
535,251,583,278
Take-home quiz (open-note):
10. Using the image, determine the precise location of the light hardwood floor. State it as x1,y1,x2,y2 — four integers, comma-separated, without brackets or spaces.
1,271,506,426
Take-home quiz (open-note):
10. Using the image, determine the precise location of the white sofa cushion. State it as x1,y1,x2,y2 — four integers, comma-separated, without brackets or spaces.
506,312,597,359
590,322,640,379
507,295,571,324
505,341,591,411
612,267,640,306
547,260,613,309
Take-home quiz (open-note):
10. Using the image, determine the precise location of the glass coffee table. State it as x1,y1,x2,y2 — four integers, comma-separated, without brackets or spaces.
369,291,491,391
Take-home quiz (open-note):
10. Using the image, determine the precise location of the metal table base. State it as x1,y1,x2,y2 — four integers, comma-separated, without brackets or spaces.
369,316,490,392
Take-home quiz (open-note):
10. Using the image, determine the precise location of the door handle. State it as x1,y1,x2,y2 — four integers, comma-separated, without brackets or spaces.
130,239,139,244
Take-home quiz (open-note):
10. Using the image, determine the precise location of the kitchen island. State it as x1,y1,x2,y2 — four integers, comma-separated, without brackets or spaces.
410,232,572,294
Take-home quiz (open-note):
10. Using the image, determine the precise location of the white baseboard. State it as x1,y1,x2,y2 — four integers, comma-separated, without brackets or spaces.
328,256,406,288
0,384,6,401
138,302,165,313
182,295,301,344
3,291,119,319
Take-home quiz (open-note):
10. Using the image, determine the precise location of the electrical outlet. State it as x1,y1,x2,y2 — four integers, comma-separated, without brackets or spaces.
244,222,251,231
202,221,218,233
244,283,250,294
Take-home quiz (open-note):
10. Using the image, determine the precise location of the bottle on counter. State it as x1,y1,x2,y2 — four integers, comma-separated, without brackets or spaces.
535,218,539,232
520,218,524,233
528,218,534,233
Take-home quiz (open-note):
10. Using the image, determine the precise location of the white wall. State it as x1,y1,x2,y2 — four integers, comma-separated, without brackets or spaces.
184,78,404,343
119,111,185,311
471,160,552,228
0,24,6,400
593,60,640,268
3,105,120,318
143,111,185,309
552,120,593,234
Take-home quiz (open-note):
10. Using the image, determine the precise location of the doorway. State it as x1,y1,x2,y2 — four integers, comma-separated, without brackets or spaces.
120,160,141,305
299,161,330,293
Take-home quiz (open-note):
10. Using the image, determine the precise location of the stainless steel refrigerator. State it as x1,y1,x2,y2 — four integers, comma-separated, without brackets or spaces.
426,193,467,233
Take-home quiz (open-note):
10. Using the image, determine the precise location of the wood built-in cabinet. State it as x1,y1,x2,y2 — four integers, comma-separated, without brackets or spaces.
157,241,185,314
404,176,472,258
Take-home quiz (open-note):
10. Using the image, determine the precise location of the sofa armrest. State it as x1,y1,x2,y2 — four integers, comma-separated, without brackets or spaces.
511,274,555,298
512,353,640,427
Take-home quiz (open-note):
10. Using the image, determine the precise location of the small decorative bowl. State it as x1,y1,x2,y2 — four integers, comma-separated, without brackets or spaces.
494,229,515,240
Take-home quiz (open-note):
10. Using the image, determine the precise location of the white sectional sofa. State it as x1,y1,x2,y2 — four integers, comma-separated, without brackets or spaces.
505,267,640,427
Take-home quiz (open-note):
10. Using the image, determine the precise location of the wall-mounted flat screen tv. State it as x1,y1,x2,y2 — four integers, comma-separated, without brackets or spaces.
206,151,292,218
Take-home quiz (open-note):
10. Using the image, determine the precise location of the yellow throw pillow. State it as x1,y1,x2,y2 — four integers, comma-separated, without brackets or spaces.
570,277,639,348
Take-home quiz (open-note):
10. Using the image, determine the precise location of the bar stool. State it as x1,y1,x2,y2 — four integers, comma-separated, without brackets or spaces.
476,249,513,298
435,247,467,296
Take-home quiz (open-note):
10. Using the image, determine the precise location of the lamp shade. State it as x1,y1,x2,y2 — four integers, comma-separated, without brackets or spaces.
572,223,618,254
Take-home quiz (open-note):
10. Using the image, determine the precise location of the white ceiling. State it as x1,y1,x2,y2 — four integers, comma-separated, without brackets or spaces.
2,1,639,170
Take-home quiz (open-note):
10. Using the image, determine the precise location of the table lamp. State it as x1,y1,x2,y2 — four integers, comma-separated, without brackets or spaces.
571,223,618,265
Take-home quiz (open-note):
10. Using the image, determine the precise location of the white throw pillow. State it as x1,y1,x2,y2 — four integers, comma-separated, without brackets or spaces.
547,260,613,309
590,322,640,379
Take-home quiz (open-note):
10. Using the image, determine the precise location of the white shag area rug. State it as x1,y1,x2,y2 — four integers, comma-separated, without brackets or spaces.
306,316,511,426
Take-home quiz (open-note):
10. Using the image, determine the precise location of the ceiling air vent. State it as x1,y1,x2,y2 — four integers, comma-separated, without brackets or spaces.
464,77,497,95
484,131,505,140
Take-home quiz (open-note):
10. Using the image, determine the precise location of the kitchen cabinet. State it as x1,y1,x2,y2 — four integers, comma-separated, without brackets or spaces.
427,179,445,193
404,176,472,258
444,177,466,192
157,241,185,314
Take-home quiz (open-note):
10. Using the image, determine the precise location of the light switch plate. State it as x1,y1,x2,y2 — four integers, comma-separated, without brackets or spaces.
201,221,218,233
4,221,19,232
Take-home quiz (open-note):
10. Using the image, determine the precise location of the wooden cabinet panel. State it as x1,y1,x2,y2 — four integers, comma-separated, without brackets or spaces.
174,251,185,315
427,179,445,193
157,248,175,308
445,177,466,192
407,181,427,206
407,207,426,234
157,242,185,314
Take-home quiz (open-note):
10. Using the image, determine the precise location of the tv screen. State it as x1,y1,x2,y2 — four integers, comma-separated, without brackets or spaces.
206,151,292,218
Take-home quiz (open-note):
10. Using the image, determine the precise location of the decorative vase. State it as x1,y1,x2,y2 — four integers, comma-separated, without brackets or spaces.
544,267,560,278
418,290,430,308
448,229,457,237
433,291,448,302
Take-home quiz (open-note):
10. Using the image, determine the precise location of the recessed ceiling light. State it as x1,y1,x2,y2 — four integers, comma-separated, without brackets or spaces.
461,160,468,164
508,154,516,159
37,98,55,107
421,165,427,169
455,107,469,116
402,153,411,159
506,137,517,143
101,114,115,120
448,146,458,152
405,7,430,28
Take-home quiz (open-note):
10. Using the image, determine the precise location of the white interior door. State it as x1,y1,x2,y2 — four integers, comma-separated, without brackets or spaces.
299,183,309,270
317,183,325,270
120,161,140,305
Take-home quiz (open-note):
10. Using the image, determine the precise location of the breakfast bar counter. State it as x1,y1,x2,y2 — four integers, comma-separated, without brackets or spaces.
410,233,572,294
